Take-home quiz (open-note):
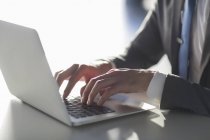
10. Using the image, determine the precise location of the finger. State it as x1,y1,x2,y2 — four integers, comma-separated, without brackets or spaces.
56,64,79,87
99,88,106,96
63,65,88,98
80,85,86,97
81,71,117,102
54,70,63,79
97,86,121,106
86,78,117,105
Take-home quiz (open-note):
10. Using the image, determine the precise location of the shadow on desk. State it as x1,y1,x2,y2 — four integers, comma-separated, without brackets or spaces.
1,98,210,140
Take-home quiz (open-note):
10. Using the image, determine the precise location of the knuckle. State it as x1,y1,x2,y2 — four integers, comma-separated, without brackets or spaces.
56,74,63,81
90,77,98,83
57,72,65,80
79,64,87,70
95,80,103,88
67,64,79,73
72,63,79,67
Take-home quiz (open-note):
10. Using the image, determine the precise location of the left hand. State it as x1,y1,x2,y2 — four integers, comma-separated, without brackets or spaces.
81,68,155,106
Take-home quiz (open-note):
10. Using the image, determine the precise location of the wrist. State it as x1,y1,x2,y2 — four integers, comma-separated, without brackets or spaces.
90,59,113,74
140,69,156,91
98,62,113,74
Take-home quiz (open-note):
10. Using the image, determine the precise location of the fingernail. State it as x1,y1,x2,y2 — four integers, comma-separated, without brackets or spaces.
81,97,85,104
87,100,91,105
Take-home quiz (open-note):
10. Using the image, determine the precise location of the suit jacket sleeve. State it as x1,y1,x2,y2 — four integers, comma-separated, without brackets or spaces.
110,10,164,69
161,74,210,116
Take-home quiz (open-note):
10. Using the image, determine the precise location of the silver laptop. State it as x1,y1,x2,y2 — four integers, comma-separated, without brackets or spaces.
0,20,154,126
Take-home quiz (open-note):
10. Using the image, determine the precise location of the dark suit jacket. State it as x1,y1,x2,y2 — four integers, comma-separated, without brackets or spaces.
111,0,210,116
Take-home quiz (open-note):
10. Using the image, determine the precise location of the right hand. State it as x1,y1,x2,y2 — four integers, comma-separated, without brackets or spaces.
55,61,113,98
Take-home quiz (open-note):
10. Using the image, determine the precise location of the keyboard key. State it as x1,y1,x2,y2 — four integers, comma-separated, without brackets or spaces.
64,97,115,118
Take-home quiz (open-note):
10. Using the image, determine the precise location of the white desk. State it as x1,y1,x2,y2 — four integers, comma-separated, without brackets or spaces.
1,91,210,140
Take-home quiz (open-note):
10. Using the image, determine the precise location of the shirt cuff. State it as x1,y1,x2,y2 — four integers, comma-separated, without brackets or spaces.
146,72,167,108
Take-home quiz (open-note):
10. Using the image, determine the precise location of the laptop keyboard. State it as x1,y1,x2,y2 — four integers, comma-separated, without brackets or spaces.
64,97,115,119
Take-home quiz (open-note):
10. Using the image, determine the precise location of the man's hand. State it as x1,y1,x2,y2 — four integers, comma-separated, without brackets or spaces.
55,61,113,98
81,68,155,106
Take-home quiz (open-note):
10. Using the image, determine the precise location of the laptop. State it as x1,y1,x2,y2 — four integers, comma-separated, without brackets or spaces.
0,20,155,126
